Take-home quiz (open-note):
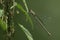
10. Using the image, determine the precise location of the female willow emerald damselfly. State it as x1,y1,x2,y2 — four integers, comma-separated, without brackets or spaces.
29,9,52,36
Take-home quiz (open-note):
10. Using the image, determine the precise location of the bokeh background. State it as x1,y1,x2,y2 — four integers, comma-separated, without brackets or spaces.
0,0,60,40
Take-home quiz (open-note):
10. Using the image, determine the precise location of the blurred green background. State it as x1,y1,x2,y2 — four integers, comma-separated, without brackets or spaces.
0,0,60,40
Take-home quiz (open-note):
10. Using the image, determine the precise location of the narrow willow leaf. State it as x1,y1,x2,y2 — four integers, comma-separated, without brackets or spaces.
18,24,34,40
0,18,7,31
0,9,4,17
22,0,29,12
16,3,33,28
16,2,26,13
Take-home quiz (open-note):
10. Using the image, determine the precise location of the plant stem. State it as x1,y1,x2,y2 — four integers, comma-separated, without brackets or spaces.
3,0,15,40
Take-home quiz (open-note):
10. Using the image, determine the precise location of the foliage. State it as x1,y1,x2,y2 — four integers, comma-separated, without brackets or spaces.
16,2,33,28
18,24,33,40
0,9,4,17
0,18,7,31
0,0,34,40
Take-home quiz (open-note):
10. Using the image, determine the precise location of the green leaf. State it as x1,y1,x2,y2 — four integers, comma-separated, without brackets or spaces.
22,0,29,12
16,2,26,13
18,24,34,40
0,18,7,31
0,9,4,17
16,3,33,28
